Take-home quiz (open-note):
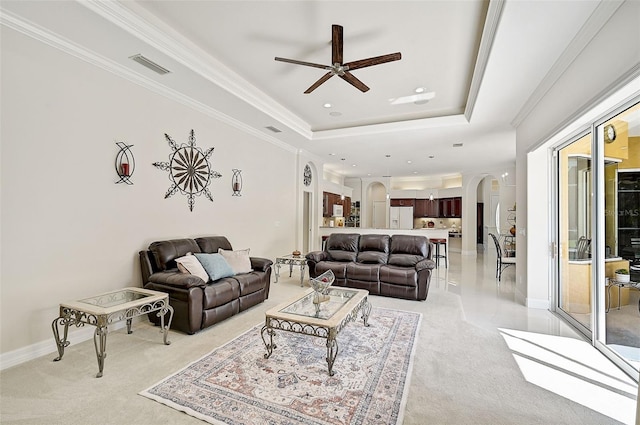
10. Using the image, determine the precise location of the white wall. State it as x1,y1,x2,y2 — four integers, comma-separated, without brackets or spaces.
517,0,640,307
0,28,297,357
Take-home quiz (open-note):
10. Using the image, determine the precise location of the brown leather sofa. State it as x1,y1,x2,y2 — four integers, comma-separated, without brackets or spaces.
139,236,272,334
306,233,436,301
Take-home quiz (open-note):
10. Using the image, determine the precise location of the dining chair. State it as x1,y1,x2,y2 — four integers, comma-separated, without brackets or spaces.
489,233,516,281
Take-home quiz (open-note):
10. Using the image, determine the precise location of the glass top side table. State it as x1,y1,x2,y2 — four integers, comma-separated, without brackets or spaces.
274,254,307,286
51,287,173,377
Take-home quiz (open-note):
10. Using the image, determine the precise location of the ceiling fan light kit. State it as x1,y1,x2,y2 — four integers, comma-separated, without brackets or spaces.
275,24,401,94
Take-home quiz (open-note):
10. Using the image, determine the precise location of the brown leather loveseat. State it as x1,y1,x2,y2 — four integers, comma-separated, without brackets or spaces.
139,236,272,334
305,233,435,301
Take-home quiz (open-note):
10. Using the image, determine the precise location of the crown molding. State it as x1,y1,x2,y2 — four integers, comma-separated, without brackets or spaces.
464,0,505,122
80,0,312,140
511,0,625,127
0,6,297,154
312,114,469,140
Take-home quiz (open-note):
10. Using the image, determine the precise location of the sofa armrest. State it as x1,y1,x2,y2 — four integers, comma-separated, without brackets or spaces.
306,251,327,263
148,270,206,289
250,257,273,272
416,259,436,272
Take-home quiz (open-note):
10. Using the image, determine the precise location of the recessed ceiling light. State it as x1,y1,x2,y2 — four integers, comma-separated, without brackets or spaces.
323,103,332,108
352,164,357,167
415,87,425,93
407,160,412,164
329,153,336,156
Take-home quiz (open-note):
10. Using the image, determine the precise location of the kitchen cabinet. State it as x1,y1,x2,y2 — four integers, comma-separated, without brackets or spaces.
439,197,462,218
323,191,351,217
414,199,439,217
390,198,415,207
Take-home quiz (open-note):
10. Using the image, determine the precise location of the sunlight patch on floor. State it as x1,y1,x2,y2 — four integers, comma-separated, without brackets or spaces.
499,328,638,425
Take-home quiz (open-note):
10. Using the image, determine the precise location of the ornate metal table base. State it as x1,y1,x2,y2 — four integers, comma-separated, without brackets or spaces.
274,255,307,286
261,289,371,376
51,288,173,378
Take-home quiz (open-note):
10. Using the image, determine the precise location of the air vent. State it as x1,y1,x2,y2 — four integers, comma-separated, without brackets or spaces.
265,126,282,133
129,54,171,75
453,143,464,147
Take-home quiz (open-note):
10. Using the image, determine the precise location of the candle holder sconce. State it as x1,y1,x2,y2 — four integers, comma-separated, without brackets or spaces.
115,141,135,185
232,169,242,196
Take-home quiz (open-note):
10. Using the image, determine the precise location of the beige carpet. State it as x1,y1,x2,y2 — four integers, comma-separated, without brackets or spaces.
0,275,630,424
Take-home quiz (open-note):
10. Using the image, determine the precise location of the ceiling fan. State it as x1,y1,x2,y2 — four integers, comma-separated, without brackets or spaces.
275,24,401,94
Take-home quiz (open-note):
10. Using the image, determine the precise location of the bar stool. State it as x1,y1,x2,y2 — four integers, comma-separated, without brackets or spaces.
432,238,448,268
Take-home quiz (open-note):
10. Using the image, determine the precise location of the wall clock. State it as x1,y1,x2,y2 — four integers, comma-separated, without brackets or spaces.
303,164,312,186
153,129,222,211
604,124,616,143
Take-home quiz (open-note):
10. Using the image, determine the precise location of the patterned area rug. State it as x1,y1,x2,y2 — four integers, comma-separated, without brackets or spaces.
140,307,421,425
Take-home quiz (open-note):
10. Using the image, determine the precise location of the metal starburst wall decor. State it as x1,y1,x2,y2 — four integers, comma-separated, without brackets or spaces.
153,129,222,211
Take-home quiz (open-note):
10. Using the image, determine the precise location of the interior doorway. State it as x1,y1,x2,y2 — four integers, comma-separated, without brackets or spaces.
303,191,311,253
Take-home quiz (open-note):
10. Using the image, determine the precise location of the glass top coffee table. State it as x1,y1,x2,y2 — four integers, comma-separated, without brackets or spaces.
51,287,173,377
261,287,371,376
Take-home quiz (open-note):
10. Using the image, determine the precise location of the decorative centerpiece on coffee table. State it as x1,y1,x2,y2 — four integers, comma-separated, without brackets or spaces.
309,270,335,312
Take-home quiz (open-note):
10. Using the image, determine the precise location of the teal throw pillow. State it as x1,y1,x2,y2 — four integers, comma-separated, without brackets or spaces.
194,253,235,281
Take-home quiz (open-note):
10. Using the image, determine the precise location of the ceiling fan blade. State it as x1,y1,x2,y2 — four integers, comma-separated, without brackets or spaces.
332,24,343,65
275,57,328,70
344,52,402,70
340,71,370,93
304,72,334,94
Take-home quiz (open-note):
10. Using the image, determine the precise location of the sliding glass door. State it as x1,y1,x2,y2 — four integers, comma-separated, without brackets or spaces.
596,102,640,375
553,99,640,378
556,134,593,334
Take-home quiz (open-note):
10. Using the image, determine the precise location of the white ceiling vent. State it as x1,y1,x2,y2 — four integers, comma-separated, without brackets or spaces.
129,54,171,75
265,126,282,133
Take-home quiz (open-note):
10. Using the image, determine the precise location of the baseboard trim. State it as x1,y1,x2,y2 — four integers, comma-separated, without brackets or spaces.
0,321,128,371
526,297,550,310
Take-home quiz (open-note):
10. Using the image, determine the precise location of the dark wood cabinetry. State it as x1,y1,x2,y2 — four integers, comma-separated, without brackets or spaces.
390,198,415,207
438,197,462,218
414,199,439,217
390,196,461,217
323,191,351,217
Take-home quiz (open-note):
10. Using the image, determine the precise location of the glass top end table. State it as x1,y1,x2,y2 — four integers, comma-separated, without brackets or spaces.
52,287,174,377
274,254,308,286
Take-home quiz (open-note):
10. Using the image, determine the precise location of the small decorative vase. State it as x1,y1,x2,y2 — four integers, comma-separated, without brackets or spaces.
615,273,630,283
510,226,516,236
292,250,301,257
310,270,335,312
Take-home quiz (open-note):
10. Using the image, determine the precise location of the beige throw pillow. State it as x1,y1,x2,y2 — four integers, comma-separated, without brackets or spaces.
218,248,252,274
175,254,209,282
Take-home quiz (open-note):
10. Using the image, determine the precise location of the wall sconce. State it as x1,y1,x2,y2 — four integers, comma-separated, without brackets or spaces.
232,169,242,196
115,141,135,185
429,193,434,201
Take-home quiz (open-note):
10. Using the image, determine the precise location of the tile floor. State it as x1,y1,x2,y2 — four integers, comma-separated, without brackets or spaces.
437,247,640,374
